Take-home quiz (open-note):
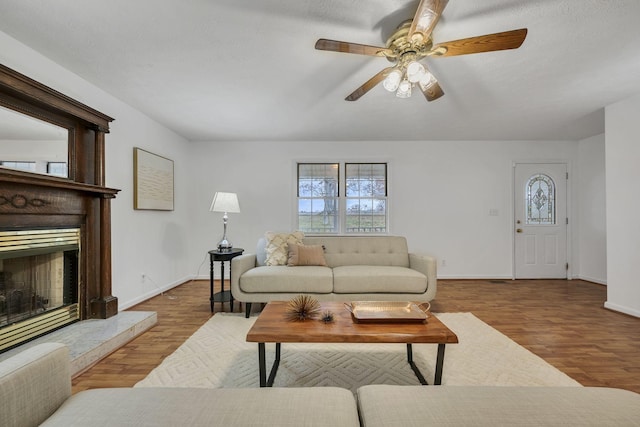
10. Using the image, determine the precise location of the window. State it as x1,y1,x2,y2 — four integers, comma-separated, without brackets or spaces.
0,161,36,172
345,163,387,233
526,173,555,225
47,162,68,177
297,163,339,234
297,162,388,234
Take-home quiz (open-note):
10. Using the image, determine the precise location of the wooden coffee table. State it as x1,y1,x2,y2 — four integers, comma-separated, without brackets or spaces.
246,301,459,387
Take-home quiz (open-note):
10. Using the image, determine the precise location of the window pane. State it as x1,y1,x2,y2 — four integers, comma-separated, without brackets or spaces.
346,163,386,197
526,174,556,225
47,162,68,177
345,163,387,233
297,163,339,233
0,161,36,172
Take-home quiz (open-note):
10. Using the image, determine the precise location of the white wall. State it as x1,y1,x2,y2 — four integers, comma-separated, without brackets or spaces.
188,139,587,279
0,31,193,310
605,93,640,317
576,133,607,284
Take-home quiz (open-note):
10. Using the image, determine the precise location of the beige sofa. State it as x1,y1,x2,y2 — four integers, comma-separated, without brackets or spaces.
1,343,360,427
3,343,640,426
357,384,640,426
231,235,437,317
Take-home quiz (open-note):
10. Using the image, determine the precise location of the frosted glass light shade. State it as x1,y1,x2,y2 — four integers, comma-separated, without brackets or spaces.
383,69,402,92
419,70,436,88
396,79,412,98
406,61,426,83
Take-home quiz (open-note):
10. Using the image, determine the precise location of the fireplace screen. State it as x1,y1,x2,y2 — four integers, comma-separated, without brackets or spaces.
0,228,80,352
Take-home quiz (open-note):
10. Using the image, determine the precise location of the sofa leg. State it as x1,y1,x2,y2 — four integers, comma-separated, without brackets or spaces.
245,303,252,318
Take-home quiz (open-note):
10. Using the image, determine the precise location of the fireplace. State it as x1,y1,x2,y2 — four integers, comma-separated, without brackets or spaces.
0,64,119,353
0,229,80,352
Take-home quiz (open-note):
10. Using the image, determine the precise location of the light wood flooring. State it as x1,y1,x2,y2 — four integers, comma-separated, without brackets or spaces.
72,279,640,394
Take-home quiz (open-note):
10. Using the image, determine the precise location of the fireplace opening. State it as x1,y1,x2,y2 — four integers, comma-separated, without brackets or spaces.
0,228,80,352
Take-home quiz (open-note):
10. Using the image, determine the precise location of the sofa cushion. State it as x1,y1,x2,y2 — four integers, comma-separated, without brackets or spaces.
356,385,640,427
240,265,333,293
0,343,71,427
303,236,410,268
287,244,327,266
332,266,427,294
43,387,360,427
264,231,304,266
256,237,268,266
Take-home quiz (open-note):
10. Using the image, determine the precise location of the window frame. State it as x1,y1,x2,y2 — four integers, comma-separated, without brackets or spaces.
295,160,390,235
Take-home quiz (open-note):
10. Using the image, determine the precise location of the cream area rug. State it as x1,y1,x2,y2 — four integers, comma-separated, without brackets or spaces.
135,312,581,392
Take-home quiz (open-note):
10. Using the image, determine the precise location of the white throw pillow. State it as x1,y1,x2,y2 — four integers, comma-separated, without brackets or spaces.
264,231,304,266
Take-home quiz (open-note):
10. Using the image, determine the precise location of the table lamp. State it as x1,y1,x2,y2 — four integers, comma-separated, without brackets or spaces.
210,192,240,251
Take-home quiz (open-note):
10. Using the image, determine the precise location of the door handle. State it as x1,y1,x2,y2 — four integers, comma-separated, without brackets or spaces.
516,228,523,233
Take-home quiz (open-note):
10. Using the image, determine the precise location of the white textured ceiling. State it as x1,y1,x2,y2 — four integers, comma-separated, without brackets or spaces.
1,0,639,142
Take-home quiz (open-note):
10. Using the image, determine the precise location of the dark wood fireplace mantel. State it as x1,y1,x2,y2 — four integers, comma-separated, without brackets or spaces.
0,64,120,320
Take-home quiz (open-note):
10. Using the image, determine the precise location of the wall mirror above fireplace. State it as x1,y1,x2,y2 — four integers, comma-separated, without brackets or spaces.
0,105,69,178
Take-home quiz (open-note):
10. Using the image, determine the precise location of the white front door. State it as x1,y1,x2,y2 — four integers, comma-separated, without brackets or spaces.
514,163,568,279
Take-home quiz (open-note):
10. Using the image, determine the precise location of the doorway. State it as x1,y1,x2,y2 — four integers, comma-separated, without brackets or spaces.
513,163,568,279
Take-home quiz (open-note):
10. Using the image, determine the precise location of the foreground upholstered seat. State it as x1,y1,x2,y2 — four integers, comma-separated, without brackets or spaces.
357,384,640,426
1,343,360,427
4,343,640,427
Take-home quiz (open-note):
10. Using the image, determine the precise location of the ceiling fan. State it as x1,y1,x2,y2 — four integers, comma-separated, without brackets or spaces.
315,0,527,102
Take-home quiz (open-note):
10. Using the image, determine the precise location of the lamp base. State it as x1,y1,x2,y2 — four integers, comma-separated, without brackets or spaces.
217,238,233,251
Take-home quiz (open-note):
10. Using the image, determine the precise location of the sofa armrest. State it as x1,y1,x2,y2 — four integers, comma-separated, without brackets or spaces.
0,342,71,427
231,253,257,299
409,253,437,300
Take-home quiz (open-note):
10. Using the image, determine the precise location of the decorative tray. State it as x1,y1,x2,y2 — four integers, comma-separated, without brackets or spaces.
345,301,430,323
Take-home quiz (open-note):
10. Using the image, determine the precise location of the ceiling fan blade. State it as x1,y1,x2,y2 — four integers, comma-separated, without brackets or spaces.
408,0,449,40
430,28,528,57
345,67,394,101
418,70,444,101
315,39,393,57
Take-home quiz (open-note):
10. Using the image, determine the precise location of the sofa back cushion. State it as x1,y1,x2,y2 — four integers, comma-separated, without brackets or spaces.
303,236,410,268
0,342,71,427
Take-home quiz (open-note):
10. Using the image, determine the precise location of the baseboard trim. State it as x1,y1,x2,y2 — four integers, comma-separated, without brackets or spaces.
119,275,194,310
575,275,607,285
604,301,640,318
437,275,514,280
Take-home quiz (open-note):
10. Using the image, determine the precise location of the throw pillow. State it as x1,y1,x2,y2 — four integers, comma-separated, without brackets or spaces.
287,244,328,267
264,231,305,266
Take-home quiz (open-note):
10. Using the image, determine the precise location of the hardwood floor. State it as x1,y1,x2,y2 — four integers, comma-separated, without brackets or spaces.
72,279,640,394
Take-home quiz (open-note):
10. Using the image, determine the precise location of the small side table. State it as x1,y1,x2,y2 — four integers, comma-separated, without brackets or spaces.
208,248,244,313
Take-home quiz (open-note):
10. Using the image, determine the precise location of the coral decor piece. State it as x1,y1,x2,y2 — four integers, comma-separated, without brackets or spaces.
321,310,335,323
285,295,321,321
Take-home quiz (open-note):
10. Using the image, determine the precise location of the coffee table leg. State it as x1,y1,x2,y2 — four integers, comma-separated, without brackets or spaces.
406,344,428,385
258,342,281,387
266,343,281,387
434,343,446,385
258,343,266,387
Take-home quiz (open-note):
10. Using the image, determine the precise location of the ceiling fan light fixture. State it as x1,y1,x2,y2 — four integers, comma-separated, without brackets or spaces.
406,61,426,83
419,70,436,89
383,69,402,92
396,78,412,98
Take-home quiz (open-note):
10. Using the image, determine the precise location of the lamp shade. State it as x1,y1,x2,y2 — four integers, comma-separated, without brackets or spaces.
210,192,240,213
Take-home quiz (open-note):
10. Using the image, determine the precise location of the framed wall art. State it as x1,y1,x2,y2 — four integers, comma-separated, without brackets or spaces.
133,147,174,210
